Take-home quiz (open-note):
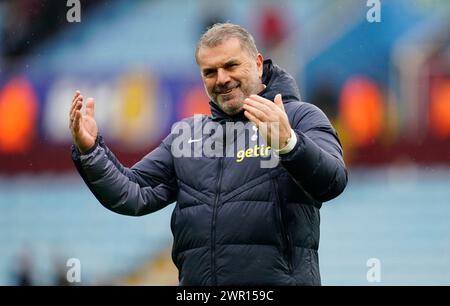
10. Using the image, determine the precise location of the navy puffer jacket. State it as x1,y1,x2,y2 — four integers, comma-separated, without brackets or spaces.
72,60,348,285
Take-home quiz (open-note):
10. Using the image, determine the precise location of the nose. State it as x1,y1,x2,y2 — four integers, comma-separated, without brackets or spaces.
216,68,231,86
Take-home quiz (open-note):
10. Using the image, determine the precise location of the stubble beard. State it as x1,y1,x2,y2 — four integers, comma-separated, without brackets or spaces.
212,79,261,116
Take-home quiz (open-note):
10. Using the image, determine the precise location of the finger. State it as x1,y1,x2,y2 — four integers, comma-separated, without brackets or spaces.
70,91,81,114
244,101,281,125
244,97,272,114
71,90,81,105
70,103,83,132
244,110,260,126
249,94,277,110
243,103,268,122
70,109,76,131
85,98,95,118
70,98,83,122
274,94,284,111
70,95,83,117
73,110,81,133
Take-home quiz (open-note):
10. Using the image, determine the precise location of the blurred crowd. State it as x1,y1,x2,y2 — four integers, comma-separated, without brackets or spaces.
0,0,449,167
0,0,102,61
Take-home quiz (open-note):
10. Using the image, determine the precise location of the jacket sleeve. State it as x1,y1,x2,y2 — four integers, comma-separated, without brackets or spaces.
280,103,348,203
71,134,178,216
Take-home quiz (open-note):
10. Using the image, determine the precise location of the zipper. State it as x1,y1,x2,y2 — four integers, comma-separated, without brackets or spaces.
211,157,224,285
272,178,294,273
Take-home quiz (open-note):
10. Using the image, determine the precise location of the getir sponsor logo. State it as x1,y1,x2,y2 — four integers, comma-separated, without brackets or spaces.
236,145,271,163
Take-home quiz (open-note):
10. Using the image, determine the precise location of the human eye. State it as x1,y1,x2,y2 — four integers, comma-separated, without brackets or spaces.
203,69,216,77
225,62,239,69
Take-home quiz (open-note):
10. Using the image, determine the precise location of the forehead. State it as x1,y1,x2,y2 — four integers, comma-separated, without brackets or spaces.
197,37,249,67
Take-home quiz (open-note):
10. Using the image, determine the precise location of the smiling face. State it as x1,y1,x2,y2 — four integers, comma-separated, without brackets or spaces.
197,37,264,116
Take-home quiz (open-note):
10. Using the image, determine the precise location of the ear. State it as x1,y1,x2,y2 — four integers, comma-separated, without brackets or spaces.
256,53,264,79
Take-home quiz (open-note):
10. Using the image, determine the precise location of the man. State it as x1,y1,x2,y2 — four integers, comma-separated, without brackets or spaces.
69,23,347,285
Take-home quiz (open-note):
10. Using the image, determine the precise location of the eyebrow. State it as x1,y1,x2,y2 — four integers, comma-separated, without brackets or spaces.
202,58,240,75
223,59,239,67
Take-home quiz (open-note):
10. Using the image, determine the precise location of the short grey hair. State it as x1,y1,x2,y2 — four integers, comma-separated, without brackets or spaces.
195,23,259,63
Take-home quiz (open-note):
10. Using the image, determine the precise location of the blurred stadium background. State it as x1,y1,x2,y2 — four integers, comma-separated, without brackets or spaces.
1,0,449,285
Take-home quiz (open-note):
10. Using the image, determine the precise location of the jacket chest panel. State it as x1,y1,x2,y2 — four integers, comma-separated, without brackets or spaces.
173,119,279,196
174,155,276,192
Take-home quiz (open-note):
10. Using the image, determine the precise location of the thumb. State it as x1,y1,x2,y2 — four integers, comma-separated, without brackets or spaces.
274,94,284,110
85,98,95,117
